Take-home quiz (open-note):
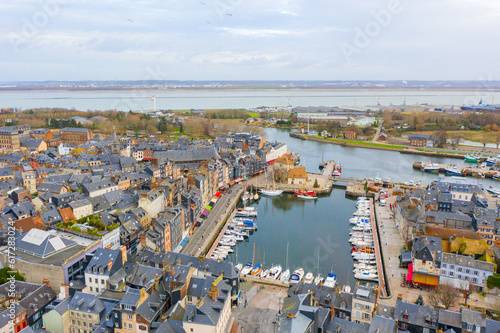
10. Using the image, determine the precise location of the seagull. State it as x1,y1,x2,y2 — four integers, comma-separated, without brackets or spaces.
226,13,232,16
128,19,133,23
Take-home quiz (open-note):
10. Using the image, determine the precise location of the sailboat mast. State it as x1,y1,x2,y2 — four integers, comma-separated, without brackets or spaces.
286,242,289,269
252,243,255,266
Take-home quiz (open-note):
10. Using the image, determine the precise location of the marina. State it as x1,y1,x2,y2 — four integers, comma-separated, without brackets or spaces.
413,161,500,179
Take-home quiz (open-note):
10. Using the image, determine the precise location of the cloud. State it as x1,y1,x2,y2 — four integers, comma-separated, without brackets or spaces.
0,0,499,80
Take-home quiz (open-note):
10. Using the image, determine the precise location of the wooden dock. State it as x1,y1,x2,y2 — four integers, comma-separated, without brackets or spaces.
413,161,498,179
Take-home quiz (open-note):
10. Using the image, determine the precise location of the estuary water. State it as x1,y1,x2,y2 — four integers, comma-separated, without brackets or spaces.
2,89,499,111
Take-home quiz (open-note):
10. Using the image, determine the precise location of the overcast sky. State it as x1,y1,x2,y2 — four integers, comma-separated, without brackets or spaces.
1,0,499,81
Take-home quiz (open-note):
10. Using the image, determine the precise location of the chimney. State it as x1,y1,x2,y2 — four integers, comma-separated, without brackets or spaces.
329,307,335,321
59,284,69,300
154,276,160,292
120,245,127,265
309,290,314,307
43,278,50,286
140,234,146,247
107,260,113,272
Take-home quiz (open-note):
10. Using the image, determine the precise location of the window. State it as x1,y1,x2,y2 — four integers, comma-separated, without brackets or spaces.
95,278,98,283
128,315,132,320
474,271,478,276
101,279,105,285
128,324,132,329
423,329,430,333
89,287,93,292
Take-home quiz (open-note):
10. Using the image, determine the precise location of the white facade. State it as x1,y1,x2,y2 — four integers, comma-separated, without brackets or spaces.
138,191,165,219
132,150,143,161
266,143,288,163
102,228,120,250
85,271,108,294
440,253,494,288
71,202,93,220
58,143,72,156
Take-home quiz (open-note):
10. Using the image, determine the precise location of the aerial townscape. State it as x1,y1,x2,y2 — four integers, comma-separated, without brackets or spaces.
0,101,498,333
2,0,500,332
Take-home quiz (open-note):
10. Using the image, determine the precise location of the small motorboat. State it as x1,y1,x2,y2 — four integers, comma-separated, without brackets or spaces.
290,268,305,284
304,271,314,284
314,274,324,285
280,269,290,282
240,262,253,275
251,262,262,275
268,265,282,280
323,273,336,288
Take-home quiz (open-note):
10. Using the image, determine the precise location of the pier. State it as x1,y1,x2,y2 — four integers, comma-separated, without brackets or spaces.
413,161,498,179
206,209,237,258
370,199,389,298
239,274,290,288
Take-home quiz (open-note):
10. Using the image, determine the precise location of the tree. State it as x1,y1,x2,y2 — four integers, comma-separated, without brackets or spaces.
364,181,368,195
415,294,424,306
429,285,457,309
434,130,448,148
451,134,463,147
0,267,25,284
496,132,500,149
313,179,319,188
463,285,479,306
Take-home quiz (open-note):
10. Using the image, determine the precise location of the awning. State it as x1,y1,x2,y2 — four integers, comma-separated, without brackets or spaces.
206,205,212,211
406,263,413,281
201,209,209,217
215,192,221,198
179,237,189,247
413,272,439,286
229,181,235,186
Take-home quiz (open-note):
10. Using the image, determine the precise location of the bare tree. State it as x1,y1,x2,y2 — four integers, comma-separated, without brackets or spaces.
451,134,463,147
463,285,479,306
429,285,457,309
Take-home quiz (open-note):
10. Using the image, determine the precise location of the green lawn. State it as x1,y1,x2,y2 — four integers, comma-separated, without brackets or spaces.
310,136,406,149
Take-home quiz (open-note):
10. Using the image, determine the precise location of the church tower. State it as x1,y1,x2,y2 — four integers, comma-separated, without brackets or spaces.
111,126,120,157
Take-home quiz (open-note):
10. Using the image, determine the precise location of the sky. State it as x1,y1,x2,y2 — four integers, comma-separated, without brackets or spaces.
1,0,500,81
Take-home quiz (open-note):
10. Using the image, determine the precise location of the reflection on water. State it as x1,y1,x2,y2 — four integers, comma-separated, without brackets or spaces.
228,190,357,287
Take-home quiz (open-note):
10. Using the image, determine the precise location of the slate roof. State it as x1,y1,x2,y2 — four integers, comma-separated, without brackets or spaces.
395,300,439,329
16,228,77,258
68,292,105,314
85,248,122,276
154,147,219,163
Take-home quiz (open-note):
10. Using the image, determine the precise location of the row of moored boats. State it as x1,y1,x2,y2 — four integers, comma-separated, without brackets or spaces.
209,207,258,261
237,262,338,288
349,198,379,282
